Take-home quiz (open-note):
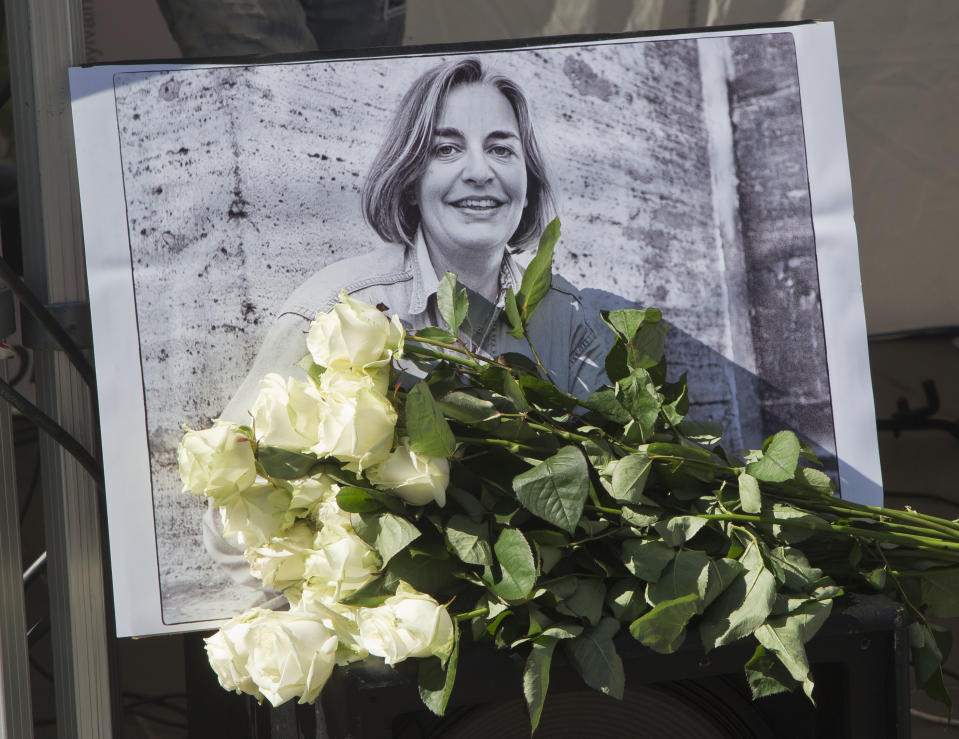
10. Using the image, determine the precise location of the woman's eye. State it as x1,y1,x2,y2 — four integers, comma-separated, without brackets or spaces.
434,143,458,157
489,145,515,158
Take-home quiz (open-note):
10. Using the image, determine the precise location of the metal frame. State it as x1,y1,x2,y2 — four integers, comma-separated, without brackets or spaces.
0,357,32,739
3,0,115,736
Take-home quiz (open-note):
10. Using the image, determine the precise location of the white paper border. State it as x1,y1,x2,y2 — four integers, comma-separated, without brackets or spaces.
70,21,882,637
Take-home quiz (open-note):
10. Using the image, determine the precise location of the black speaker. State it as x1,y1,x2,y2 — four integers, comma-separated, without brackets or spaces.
243,595,908,739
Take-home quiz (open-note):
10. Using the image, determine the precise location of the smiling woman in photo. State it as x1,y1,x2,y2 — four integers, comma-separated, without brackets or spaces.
221,57,606,424
210,57,607,596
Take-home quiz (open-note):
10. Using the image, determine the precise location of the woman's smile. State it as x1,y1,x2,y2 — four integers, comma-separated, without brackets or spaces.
451,196,504,210
416,83,528,255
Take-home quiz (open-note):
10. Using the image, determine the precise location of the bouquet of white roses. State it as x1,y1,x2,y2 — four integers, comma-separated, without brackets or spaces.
180,221,958,732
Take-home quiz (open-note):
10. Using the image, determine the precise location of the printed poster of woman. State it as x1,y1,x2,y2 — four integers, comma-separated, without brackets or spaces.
74,28,861,631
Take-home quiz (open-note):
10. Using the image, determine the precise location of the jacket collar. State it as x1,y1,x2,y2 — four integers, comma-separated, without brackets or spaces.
405,229,522,315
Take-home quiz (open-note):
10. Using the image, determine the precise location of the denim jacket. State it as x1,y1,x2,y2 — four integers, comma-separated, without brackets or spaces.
221,233,607,422
207,235,608,600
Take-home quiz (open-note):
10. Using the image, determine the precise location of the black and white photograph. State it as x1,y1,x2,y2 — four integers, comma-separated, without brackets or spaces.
69,22,881,637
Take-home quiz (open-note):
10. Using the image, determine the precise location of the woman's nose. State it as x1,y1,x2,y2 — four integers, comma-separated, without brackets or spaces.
461,147,494,184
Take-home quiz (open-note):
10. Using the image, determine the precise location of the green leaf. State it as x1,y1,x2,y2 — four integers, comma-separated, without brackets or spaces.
563,617,625,699
437,391,500,424
764,503,830,544
609,453,652,504
798,467,834,495
767,547,822,592
447,486,487,519
351,512,421,565
585,387,631,425
526,530,570,547
524,637,557,734
512,446,589,534
654,516,707,547
622,539,674,582
745,644,799,699
557,578,606,626
646,549,709,607
746,431,800,483
738,472,762,514
700,539,777,651
418,626,459,716
340,575,394,607
415,326,457,344
445,514,493,566
406,382,456,458
503,372,531,413
798,439,822,465
620,506,661,528
616,370,662,441
701,558,746,609
920,570,959,618
516,217,560,322
485,528,537,602
600,307,662,343
626,322,669,370
606,578,648,623
604,339,630,383
257,446,318,479
336,486,384,513
385,548,458,595
504,286,524,339
661,375,689,426
645,442,717,481
629,592,699,653
910,621,950,686
754,599,832,701
863,568,886,590
500,353,541,376
295,354,326,383
437,272,469,335
543,574,578,600
541,623,583,641
518,375,575,411
910,622,953,710
676,421,723,447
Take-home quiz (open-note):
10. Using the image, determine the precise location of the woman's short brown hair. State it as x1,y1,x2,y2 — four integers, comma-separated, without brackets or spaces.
362,57,554,249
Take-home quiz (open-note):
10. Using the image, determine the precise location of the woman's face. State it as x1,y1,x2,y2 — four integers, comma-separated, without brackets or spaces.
415,83,528,258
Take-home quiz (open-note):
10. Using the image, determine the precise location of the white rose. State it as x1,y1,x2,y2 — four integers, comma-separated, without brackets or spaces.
357,583,455,666
289,474,339,519
367,437,449,506
219,480,293,548
305,519,380,599
205,618,262,699
311,371,397,472
205,607,338,706
245,520,317,592
178,420,257,504
355,606,409,667
296,588,368,665
285,377,327,448
307,292,404,372
315,504,353,532
308,480,353,531
251,374,317,451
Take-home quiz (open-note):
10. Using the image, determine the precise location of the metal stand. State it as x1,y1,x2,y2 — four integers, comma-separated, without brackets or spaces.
4,0,115,735
0,288,32,739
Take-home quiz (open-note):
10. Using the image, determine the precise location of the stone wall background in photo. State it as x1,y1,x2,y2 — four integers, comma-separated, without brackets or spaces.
112,33,831,623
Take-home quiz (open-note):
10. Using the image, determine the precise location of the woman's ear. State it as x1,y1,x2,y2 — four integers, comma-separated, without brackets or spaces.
406,188,418,206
